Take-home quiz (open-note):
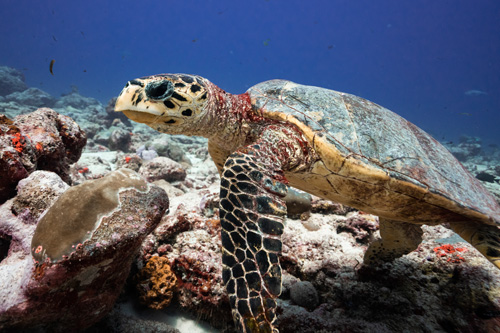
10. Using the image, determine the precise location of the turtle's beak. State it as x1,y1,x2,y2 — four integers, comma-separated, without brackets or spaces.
114,82,164,124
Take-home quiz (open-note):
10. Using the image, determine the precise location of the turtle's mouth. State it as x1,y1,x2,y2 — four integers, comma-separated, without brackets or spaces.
118,109,158,124
115,87,165,124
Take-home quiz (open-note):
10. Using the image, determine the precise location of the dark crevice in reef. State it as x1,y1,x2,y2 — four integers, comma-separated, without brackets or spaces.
0,234,12,263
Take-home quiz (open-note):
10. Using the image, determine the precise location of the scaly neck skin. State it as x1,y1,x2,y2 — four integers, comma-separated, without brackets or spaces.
192,82,260,153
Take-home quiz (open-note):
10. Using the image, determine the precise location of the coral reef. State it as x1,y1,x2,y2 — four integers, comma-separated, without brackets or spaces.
3,87,56,108
0,66,27,96
0,169,169,331
1,65,500,332
136,255,177,310
0,108,86,203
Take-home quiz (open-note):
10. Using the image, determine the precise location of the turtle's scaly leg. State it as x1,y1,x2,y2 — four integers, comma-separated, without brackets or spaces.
219,126,311,333
450,221,500,268
364,218,423,264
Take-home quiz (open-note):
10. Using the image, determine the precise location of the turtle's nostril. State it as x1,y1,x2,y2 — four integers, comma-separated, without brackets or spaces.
145,80,174,100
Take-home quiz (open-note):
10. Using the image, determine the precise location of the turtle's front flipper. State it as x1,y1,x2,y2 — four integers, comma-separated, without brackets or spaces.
219,126,310,333
220,150,287,333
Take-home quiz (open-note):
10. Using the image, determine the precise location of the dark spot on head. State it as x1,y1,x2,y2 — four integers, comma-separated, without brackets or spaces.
164,119,176,124
199,92,207,100
182,109,193,117
164,100,176,109
175,82,186,88
133,92,143,106
129,79,144,87
180,75,194,83
195,77,206,87
190,84,202,93
145,80,174,100
172,92,187,102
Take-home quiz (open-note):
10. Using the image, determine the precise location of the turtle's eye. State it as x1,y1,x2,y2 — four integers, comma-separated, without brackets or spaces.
145,80,174,100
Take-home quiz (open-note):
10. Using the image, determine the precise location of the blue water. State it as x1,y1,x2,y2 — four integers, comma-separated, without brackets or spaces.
1,0,499,144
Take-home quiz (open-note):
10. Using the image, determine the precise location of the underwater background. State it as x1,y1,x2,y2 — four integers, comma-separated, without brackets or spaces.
0,0,499,145
2,1,500,332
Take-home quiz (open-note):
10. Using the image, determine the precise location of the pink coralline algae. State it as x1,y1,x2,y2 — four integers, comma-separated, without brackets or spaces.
0,108,86,203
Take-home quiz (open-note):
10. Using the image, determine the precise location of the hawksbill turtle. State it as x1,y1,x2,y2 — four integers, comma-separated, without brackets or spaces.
115,74,500,332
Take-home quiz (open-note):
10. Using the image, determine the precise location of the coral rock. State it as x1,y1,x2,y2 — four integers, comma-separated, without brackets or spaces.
108,128,131,151
0,168,169,332
11,170,69,222
136,256,177,310
290,280,319,311
139,156,187,183
0,108,86,203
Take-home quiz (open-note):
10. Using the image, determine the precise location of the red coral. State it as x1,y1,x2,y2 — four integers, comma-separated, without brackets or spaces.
78,167,89,174
125,156,132,163
433,244,468,263
11,132,26,153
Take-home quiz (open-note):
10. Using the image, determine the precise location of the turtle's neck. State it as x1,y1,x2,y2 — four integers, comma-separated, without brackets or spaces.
194,82,262,154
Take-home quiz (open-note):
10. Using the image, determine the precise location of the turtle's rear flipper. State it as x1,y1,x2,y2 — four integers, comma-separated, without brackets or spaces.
364,218,423,265
450,222,500,269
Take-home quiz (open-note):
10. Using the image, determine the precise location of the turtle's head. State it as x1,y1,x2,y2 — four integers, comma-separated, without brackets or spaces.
115,74,210,134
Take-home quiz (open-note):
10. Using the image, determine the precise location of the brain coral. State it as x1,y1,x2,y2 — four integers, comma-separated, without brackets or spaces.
136,256,177,310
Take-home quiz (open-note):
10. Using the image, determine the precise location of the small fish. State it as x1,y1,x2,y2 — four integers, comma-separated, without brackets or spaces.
80,31,85,39
49,59,55,75
263,39,270,46
459,112,472,116
464,89,487,96
52,35,57,42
